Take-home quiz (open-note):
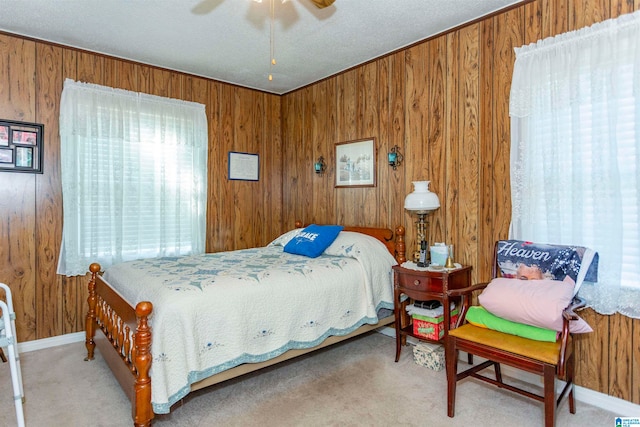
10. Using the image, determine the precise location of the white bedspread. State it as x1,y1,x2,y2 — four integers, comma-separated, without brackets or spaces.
101,231,397,413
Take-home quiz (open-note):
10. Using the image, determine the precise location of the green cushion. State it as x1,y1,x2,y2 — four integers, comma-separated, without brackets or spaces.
465,306,558,342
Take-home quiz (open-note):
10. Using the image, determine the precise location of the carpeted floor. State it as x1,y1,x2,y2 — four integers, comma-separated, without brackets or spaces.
0,332,619,426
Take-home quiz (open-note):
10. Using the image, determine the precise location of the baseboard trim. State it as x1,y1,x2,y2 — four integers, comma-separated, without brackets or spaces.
18,331,85,353
376,326,640,417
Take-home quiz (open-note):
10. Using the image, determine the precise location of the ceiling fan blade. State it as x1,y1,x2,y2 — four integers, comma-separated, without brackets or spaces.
309,0,335,8
191,0,225,15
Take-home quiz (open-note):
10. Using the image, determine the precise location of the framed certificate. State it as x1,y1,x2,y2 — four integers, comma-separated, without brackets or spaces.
228,151,259,181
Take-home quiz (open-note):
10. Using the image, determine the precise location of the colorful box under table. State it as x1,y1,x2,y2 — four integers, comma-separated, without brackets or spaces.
412,308,459,341
413,342,445,371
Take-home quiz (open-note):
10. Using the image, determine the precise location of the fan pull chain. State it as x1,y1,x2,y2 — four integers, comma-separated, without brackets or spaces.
269,0,276,81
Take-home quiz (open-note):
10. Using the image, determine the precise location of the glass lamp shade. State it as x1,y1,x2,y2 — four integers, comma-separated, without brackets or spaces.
404,181,440,213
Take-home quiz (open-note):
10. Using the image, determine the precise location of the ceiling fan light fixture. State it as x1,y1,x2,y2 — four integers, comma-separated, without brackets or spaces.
310,0,335,8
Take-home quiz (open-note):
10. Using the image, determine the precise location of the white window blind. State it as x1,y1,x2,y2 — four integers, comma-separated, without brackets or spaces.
509,11,640,318
57,79,208,276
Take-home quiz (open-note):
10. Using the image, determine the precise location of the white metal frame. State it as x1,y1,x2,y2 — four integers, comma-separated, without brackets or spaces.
0,283,25,427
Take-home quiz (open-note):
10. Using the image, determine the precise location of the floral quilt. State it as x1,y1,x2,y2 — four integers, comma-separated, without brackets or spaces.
101,231,397,413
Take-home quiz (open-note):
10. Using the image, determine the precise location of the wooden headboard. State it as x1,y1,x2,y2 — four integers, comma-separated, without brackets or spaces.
294,220,406,264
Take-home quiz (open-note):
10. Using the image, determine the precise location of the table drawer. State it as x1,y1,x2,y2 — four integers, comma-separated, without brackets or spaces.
395,271,442,292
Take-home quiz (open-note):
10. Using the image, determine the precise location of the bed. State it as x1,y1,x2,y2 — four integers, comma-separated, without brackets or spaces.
84,221,406,426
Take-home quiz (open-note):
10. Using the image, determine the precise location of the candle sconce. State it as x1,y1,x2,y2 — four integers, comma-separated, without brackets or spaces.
388,145,403,170
314,156,326,175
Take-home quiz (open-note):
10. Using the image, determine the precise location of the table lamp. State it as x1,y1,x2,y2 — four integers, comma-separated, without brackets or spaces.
404,181,440,265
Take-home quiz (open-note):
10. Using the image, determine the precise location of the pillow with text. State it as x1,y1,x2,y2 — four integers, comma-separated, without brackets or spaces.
284,224,344,258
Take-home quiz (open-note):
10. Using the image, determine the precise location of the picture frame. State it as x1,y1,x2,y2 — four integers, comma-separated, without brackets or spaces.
0,148,13,163
15,147,33,168
228,151,259,181
0,125,8,146
12,130,38,145
335,137,376,188
0,119,44,173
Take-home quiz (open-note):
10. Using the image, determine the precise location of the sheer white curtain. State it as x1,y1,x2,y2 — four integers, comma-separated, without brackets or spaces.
57,79,208,276
509,11,640,318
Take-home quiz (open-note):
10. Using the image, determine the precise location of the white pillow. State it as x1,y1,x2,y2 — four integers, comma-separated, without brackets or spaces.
268,228,303,247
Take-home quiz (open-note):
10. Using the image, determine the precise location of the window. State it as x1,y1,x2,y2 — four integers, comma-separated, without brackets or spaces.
57,79,208,276
509,11,640,318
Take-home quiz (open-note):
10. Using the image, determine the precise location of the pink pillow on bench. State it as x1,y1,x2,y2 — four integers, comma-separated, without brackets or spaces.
478,277,592,333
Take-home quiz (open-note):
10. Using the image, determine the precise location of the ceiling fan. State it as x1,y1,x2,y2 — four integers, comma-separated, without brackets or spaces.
254,0,335,8
310,0,335,7
192,0,335,15
304,0,335,8
190,0,336,81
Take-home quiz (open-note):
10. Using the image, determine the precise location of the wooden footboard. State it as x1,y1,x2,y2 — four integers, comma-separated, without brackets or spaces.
85,263,154,427
85,222,405,426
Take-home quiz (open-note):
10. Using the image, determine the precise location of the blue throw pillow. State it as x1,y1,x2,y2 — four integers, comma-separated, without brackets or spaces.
283,224,344,258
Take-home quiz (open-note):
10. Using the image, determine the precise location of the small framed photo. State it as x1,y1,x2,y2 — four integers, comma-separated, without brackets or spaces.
0,148,13,164
12,129,38,145
15,146,33,168
0,125,8,146
335,137,376,188
0,119,44,173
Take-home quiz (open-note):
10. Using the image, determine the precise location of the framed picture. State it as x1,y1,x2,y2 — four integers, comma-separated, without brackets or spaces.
0,119,44,173
0,125,8,146
228,151,259,181
335,137,376,188
15,147,33,168
12,130,37,145
0,148,13,163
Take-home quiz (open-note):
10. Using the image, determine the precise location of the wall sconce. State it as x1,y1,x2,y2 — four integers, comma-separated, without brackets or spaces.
314,156,326,175
388,145,403,170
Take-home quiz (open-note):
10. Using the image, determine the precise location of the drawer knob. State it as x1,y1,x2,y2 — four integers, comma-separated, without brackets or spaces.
413,279,421,286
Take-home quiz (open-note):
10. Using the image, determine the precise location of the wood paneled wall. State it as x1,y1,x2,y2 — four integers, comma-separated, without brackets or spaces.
0,35,283,342
0,0,638,407
281,0,640,404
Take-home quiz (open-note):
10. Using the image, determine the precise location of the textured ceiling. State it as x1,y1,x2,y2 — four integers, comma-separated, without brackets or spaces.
0,0,523,95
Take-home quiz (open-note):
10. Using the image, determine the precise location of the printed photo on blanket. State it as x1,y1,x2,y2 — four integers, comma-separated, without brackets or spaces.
496,240,598,288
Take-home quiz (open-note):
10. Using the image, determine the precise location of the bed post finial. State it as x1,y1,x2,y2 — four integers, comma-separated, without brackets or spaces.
85,263,101,361
395,226,406,264
295,220,303,228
